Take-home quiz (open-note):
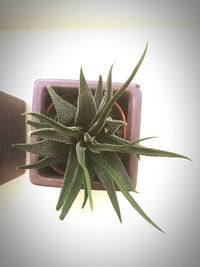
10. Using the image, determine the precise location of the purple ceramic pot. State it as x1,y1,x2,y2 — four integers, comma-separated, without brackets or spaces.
30,79,142,190
0,91,26,185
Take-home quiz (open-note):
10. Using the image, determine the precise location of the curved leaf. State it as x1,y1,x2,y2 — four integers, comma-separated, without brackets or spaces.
89,43,148,136
17,156,65,169
91,152,122,222
47,86,76,125
12,140,68,157
91,153,164,233
25,112,83,139
110,134,157,145
94,75,103,110
76,141,93,210
102,152,134,191
26,120,49,130
101,64,114,107
74,68,97,129
82,165,95,209
30,128,75,144
56,145,78,211
88,139,190,160
59,165,83,220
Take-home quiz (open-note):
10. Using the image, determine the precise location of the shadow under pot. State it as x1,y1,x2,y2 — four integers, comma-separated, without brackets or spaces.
30,79,142,190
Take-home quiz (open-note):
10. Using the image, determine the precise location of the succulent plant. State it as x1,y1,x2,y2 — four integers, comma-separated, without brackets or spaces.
12,44,189,232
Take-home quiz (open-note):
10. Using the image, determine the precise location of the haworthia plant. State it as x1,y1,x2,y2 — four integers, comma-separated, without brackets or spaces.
12,44,190,233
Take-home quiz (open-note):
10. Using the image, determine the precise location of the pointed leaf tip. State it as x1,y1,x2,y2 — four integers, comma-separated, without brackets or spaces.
91,153,165,233
76,142,93,210
75,67,97,128
89,44,148,136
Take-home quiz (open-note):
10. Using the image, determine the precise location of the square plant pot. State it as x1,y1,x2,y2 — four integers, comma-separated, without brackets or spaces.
0,91,26,185
30,79,142,190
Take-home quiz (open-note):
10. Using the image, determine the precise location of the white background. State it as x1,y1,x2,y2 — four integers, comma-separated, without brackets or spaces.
0,1,199,267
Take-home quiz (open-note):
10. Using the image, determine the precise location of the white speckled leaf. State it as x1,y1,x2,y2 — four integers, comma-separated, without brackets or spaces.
47,86,76,125
12,140,68,157
17,156,65,169
94,75,103,110
75,68,97,129
30,128,74,144
89,43,148,136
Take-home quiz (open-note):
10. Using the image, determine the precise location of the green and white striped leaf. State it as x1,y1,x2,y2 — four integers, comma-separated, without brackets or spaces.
89,43,148,136
17,156,65,169
101,64,113,107
91,153,164,233
76,141,93,210
105,64,114,101
88,139,190,160
96,133,124,144
26,120,49,130
126,145,191,159
82,165,95,209
94,75,103,110
110,134,157,145
12,140,68,158
56,145,78,211
47,86,77,125
90,65,114,128
102,152,134,191
75,68,97,129
59,165,83,220
91,152,122,222
25,112,82,139
30,128,75,144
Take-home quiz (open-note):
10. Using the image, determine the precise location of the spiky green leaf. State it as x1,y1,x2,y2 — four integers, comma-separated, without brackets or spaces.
132,136,158,145
96,133,124,144
91,153,122,222
82,181,88,209
47,86,76,125
26,120,49,130
127,145,191,159
17,156,65,169
89,43,148,136
101,64,113,106
30,128,75,144
12,140,68,158
88,139,190,160
94,75,103,110
25,112,83,139
56,146,78,211
110,134,157,145
102,152,134,191
106,64,114,100
76,141,93,210
60,165,83,220
91,153,164,233
82,165,95,208
75,68,97,129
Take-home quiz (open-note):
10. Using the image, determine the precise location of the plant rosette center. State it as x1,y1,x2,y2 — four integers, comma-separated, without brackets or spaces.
46,97,127,176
